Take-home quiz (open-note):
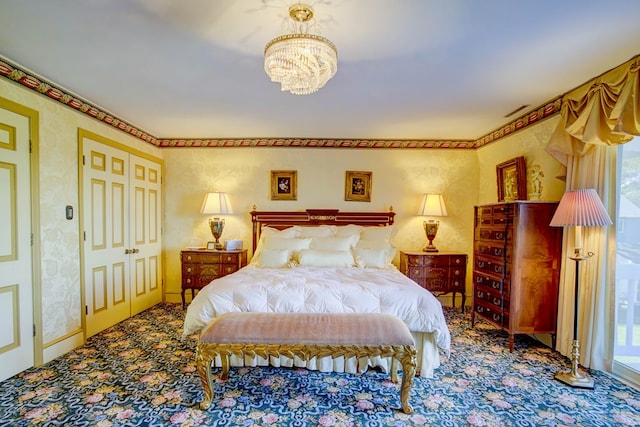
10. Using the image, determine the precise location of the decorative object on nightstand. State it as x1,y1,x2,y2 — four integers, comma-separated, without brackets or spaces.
549,188,612,390
181,248,248,309
400,251,467,311
418,194,447,252
201,192,232,250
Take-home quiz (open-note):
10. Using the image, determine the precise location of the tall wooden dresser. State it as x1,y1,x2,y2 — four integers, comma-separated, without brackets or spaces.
471,202,562,350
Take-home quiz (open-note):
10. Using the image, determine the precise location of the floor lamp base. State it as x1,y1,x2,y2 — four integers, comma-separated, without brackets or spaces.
554,370,594,389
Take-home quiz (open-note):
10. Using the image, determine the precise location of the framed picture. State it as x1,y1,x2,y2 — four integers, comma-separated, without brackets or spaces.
206,241,216,250
496,156,526,202
270,170,297,200
345,171,372,202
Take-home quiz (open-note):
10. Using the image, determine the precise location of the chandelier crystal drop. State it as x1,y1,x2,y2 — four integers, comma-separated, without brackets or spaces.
264,4,337,95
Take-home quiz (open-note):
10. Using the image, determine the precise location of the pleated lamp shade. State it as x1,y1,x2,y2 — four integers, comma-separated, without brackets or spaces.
418,194,448,217
200,192,233,215
549,189,612,227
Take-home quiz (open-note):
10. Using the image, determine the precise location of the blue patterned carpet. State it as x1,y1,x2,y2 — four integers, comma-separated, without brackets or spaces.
1,303,640,426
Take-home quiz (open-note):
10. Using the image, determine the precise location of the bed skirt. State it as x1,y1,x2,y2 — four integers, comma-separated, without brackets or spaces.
206,331,440,379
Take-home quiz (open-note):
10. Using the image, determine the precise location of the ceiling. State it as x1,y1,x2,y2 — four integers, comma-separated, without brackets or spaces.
1,0,640,142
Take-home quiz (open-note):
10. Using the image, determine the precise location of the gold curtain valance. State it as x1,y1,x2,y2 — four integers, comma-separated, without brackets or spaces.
546,55,640,165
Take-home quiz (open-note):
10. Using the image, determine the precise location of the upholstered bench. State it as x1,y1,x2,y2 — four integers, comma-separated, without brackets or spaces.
196,312,417,413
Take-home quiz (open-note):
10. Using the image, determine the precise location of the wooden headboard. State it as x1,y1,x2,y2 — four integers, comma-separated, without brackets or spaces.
250,208,396,252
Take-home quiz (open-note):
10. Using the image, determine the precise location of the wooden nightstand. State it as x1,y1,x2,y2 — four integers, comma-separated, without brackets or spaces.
399,251,468,311
181,248,248,309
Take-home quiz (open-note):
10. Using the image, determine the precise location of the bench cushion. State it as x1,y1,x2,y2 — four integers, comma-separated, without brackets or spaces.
200,312,414,347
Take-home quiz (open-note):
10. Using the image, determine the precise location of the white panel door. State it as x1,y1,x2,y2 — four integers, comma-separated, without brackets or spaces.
82,134,163,337
129,154,162,315
83,138,131,337
0,106,34,381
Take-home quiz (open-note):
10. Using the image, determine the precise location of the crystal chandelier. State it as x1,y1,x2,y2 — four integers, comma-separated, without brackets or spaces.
264,3,337,95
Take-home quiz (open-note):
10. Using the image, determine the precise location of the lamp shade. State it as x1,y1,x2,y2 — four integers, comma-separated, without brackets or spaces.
549,189,612,227
418,194,448,217
200,192,233,215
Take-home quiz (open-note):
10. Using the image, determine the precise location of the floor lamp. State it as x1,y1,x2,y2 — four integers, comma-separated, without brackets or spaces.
549,188,612,389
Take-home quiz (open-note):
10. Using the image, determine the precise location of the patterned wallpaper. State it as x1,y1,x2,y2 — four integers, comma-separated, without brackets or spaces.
162,147,480,302
0,78,161,348
1,67,566,360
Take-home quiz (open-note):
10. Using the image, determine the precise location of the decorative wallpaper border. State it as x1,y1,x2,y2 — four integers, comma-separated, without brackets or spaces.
0,56,561,150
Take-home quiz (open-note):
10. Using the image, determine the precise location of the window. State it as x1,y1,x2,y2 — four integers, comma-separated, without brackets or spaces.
613,136,640,385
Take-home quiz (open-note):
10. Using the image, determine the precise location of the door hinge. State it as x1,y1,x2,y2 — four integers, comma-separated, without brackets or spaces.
82,154,86,166
85,305,88,315
29,141,32,154
30,233,34,246
83,231,86,241
33,324,36,337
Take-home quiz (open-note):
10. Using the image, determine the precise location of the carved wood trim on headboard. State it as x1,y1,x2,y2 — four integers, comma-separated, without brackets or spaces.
250,209,396,252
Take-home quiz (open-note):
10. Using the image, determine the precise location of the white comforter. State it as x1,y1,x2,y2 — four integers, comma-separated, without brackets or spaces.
183,265,451,355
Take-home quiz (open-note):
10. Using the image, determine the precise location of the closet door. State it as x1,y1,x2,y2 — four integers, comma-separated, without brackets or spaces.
81,133,163,337
0,103,34,380
129,154,162,315
83,139,131,337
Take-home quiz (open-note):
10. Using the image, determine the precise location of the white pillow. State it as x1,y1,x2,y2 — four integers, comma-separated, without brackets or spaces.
353,247,393,269
361,225,397,242
356,239,397,259
255,249,290,268
298,249,354,268
309,235,359,251
264,237,312,251
334,224,363,237
293,225,336,238
251,226,298,264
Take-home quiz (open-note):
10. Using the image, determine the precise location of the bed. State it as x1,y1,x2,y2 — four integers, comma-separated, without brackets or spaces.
183,209,451,378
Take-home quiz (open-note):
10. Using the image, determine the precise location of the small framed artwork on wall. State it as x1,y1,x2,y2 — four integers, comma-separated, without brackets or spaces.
345,171,372,202
496,156,526,202
270,170,297,200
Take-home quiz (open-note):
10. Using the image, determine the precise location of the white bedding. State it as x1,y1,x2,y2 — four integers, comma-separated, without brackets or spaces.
183,265,451,378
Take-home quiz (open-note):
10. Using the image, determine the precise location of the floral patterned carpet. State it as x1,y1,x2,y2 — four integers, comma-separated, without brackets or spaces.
1,303,640,426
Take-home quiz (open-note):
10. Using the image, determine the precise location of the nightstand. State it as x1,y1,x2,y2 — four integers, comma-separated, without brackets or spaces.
180,248,248,309
399,251,468,311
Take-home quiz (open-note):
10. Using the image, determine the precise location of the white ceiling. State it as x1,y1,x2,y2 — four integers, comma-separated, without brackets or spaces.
1,0,640,141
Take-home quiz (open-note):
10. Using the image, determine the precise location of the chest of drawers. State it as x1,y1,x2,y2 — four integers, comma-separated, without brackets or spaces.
471,202,562,350
400,251,468,311
180,249,248,309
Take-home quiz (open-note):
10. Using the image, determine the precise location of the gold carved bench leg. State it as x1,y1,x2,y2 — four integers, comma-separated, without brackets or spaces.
390,357,399,383
196,344,215,410
398,346,417,414
220,353,230,381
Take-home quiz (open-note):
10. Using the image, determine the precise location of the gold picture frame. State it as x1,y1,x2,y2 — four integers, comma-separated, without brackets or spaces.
496,156,527,202
270,170,297,200
345,171,372,202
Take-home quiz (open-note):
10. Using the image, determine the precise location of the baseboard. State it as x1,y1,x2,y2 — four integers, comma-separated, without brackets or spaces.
42,331,84,364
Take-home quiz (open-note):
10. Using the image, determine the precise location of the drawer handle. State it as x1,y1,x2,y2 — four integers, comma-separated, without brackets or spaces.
187,256,192,261
455,259,461,264
493,297,501,305
186,278,191,283
187,267,192,272
492,282,500,289
477,291,484,298
478,261,485,268
494,266,501,273
454,270,460,276
493,313,501,322
476,276,483,284
477,306,484,313
496,233,504,240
